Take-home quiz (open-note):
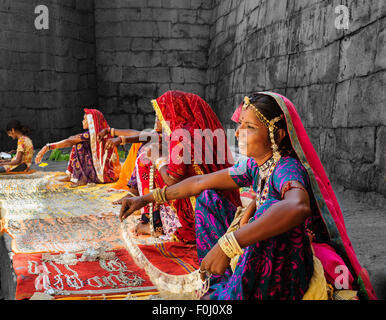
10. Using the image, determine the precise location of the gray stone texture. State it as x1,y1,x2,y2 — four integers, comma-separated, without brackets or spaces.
94,0,213,131
206,0,386,197
0,0,385,198
0,0,97,151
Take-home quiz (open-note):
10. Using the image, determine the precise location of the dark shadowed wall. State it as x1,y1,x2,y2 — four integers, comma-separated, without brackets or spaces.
0,0,97,150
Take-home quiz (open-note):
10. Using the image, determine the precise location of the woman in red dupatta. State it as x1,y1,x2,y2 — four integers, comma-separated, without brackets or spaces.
128,90,241,243
36,108,121,187
119,92,376,300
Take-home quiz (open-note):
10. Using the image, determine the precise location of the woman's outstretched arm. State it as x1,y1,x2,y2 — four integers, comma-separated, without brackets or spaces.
119,168,239,221
34,134,84,164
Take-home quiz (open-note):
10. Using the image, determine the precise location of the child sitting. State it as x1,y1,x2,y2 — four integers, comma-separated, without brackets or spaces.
0,120,34,173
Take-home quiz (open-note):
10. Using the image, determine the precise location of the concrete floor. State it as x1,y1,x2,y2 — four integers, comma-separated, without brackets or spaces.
1,156,385,299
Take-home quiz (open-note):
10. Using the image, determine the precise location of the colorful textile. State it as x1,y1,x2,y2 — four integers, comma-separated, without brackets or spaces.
13,249,155,300
5,214,125,254
66,131,98,184
196,160,314,299
3,136,34,172
66,109,121,184
138,242,199,275
110,143,142,190
230,92,377,300
151,91,241,242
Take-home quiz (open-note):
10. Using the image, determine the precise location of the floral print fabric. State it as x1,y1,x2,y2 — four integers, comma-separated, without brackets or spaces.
4,136,34,172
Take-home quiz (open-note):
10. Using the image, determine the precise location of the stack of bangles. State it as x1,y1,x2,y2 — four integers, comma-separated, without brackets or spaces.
218,232,244,259
152,186,167,204
110,128,116,137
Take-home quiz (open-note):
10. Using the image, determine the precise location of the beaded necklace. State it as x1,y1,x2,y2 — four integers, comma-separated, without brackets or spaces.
148,164,155,236
255,156,280,209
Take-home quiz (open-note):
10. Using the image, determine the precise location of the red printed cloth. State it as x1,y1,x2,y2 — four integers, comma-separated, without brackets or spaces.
13,249,155,300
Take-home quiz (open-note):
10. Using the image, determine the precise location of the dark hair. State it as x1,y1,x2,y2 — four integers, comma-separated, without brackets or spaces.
248,93,295,158
6,120,31,136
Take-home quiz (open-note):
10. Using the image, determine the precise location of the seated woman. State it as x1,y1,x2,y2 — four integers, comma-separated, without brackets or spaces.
35,109,121,187
97,118,163,197
118,92,377,300
0,120,34,174
114,90,241,243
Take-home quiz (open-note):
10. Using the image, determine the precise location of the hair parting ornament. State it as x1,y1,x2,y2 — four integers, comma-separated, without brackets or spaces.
242,96,283,162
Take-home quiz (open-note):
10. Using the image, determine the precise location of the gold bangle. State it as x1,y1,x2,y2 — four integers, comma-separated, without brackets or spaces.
161,186,167,202
110,128,115,137
227,232,243,256
218,235,236,259
153,188,164,204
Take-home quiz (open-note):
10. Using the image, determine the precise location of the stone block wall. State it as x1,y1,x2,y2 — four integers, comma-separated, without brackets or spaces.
0,0,97,150
206,0,386,196
0,0,384,197
94,0,213,130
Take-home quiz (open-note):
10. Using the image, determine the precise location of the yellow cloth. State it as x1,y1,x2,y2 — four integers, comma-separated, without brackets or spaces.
4,136,34,172
302,255,329,300
110,143,142,191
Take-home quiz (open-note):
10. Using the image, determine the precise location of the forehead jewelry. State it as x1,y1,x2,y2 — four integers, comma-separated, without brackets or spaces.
242,96,284,162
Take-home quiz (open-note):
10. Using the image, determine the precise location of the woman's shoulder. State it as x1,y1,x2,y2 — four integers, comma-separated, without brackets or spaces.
276,155,307,174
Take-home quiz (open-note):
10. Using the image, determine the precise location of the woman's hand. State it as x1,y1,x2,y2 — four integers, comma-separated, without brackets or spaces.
97,128,110,142
199,243,231,281
35,145,49,164
119,196,148,222
105,137,122,149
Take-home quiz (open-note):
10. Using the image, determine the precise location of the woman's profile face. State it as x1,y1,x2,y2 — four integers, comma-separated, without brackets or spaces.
235,107,272,160
82,114,89,130
7,129,17,139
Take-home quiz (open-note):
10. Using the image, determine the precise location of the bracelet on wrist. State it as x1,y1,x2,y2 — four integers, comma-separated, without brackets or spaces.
218,232,244,259
155,157,168,171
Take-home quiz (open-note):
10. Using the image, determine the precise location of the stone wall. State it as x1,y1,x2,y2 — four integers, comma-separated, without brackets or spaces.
0,0,97,150
94,0,213,130
206,0,386,197
0,0,384,197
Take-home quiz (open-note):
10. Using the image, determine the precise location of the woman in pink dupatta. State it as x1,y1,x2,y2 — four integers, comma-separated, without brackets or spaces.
119,92,377,300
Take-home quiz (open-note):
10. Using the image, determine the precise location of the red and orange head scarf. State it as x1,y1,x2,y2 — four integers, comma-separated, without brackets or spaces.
84,108,120,183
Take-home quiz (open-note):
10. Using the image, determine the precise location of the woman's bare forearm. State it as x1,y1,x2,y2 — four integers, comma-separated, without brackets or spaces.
142,169,239,204
114,129,141,137
51,138,78,149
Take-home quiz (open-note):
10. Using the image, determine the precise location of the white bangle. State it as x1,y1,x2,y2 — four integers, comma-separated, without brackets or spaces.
155,157,167,170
